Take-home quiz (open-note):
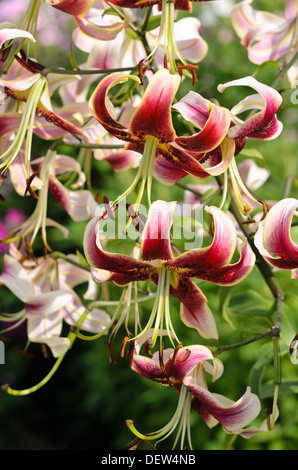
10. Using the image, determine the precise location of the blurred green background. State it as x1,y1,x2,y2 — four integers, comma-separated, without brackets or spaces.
0,0,297,450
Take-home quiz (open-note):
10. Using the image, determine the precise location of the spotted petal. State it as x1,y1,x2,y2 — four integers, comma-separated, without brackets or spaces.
218,76,283,140
83,216,153,275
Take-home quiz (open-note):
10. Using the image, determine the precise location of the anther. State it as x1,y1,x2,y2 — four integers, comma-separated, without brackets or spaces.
176,63,198,86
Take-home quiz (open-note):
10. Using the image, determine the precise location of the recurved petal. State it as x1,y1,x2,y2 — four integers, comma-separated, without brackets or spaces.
175,101,230,153
171,277,218,339
173,90,210,129
74,8,130,41
165,345,215,383
0,27,36,46
45,0,95,18
254,198,298,268
83,216,152,275
218,76,282,140
194,238,256,285
187,382,261,433
130,69,181,142
89,72,140,137
165,205,237,271
141,200,176,261
131,354,168,383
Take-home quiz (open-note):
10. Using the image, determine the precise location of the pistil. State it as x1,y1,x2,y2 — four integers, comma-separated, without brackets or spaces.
126,383,194,450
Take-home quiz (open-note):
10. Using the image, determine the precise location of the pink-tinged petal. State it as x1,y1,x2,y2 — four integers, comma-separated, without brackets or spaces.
285,0,298,21
0,72,41,91
44,0,95,18
175,101,230,153
0,113,22,140
130,69,181,142
131,355,168,383
83,216,153,275
173,17,208,63
218,76,282,140
27,310,63,339
89,72,140,138
0,28,36,46
49,178,97,221
74,8,130,41
231,0,256,39
188,383,261,432
171,277,218,339
195,239,256,285
37,87,87,139
173,91,211,130
104,149,142,172
164,206,237,271
25,290,73,317
153,155,188,186
0,255,35,302
141,200,176,261
165,345,214,383
254,198,298,268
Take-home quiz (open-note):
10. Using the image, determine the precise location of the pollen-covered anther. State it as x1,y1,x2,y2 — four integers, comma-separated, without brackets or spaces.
24,170,40,200
137,59,149,86
172,342,183,365
259,200,271,221
176,62,198,86
120,336,129,358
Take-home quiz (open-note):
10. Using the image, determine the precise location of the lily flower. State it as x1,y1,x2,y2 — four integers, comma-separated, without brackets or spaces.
104,0,211,74
0,251,110,357
0,59,86,176
89,68,232,207
173,75,283,215
127,341,262,449
254,198,298,278
231,0,298,83
83,199,256,343
44,0,95,18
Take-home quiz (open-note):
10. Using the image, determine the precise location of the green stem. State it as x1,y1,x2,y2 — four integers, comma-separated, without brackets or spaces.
42,66,137,76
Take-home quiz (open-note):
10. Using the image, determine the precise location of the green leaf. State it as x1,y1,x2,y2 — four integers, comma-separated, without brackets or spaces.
252,60,280,77
280,294,298,346
261,378,298,399
227,289,274,317
249,342,273,396
242,316,272,334
145,15,162,32
218,286,236,329
69,43,79,70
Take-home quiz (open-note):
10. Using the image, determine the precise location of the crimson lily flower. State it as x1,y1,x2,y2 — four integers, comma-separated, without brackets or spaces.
254,198,298,278
84,199,255,341
127,341,262,449
173,75,283,214
89,68,232,206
